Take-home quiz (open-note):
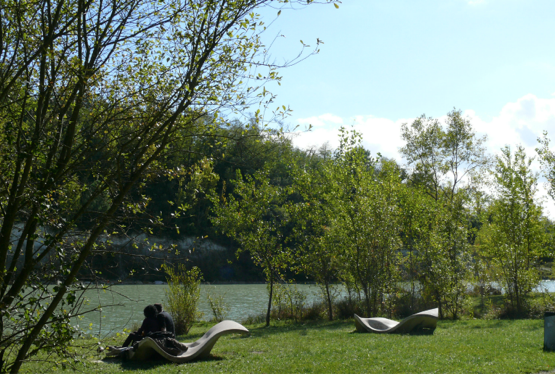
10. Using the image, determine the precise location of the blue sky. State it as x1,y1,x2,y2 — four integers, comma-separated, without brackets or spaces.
264,0,555,119
257,0,555,215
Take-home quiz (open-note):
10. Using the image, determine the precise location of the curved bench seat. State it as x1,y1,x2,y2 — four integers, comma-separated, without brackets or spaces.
354,308,438,334
106,320,249,362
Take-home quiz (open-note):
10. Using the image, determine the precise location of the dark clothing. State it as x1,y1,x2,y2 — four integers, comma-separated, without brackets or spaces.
157,311,176,337
137,316,160,335
148,333,188,355
122,332,141,347
122,317,160,347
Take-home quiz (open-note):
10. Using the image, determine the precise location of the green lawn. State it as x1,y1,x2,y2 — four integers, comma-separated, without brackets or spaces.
20,319,555,373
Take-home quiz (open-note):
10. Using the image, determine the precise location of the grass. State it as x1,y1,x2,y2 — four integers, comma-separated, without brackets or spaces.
17,318,555,373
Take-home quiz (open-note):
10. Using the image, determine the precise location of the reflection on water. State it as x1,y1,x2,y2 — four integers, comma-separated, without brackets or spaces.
74,284,326,335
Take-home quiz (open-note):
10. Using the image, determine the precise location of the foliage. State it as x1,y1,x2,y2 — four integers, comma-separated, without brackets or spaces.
270,283,308,322
537,131,555,201
206,288,230,323
0,280,88,371
139,120,297,241
400,109,489,319
477,146,547,316
324,129,405,317
163,264,203,335
210,169,294,326
0,0,338,370
413,193,471,320
400,109,489,200
288,151,343,320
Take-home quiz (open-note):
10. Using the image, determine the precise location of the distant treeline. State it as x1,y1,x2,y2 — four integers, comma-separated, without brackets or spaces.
66,117,303,283
69,111,555,322
10,111,555,319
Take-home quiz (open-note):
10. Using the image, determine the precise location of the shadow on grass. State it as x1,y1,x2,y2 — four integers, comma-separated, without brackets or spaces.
246,320,353,337
102,354,225,371
248,319,445,338
243,318,544,339
439,319,508,329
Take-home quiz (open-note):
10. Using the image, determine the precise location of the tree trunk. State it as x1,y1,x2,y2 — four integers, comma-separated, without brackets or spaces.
266,273,273,327
438,294,444,319
325,282,333,321
362,286,372,316
515,281,521,316
8,142,170,373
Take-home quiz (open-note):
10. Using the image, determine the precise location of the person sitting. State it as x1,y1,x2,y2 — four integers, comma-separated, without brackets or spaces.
122,304,160,347
154,303,176,338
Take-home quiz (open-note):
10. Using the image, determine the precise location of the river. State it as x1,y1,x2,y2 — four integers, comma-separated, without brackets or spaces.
73,283,325,335
72,280,555,335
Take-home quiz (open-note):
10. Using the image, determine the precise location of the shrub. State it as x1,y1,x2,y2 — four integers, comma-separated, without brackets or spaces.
271,284,309,322
207,288,230,322
480,297,502,320
302,301,326,321
527,292,555,319
163,264,203,335
241,313,266,325
335,297,365,320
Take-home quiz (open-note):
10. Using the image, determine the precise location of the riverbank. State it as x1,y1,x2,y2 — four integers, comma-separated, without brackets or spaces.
19,319,555,373
70,282,555,335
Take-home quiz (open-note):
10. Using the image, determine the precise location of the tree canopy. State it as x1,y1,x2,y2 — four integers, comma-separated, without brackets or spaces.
0,0,339,371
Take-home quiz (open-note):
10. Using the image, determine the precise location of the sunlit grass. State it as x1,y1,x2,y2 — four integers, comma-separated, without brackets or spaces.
18,318,555,373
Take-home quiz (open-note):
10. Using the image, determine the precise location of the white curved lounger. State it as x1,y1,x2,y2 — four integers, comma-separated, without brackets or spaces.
124,320,249,362
354,308,438,334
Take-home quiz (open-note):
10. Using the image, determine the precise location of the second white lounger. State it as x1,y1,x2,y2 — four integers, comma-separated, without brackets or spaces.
354,308,438,334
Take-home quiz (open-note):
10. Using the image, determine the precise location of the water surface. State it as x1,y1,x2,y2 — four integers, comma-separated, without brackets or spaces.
73,280,555,335
75,283,326,335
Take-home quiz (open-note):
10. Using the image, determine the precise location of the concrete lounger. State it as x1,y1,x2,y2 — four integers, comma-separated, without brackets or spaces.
108,320,249,363
354,308,438,334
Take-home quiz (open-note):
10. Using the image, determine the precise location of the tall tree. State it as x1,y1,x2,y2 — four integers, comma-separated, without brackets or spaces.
211,169,293,327
537,131,555,202
327,129,405,317
478,146,547,316
288,152,342,321
0,0,338,371
400,109,489,318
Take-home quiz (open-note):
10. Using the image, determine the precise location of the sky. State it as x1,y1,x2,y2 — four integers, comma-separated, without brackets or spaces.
255,0,555,217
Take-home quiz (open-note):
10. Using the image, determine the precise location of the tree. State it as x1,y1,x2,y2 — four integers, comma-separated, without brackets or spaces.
0,0,338,371
288,152,342,321
400,109,489,319
325,129,404,317
412,194,470,319
163,264,203,335
537,131,555,202
210,169,293,327
478,146,547,316
397,184,438,314
400,109,489,202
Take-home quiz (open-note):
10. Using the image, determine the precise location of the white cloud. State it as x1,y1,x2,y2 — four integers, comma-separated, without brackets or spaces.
289,126,342,151
293,93,555,161
291,93,555,218
297,113,344,128
468,93,555,157
291,114,412,160
351,115,412,160
319,113,343,124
